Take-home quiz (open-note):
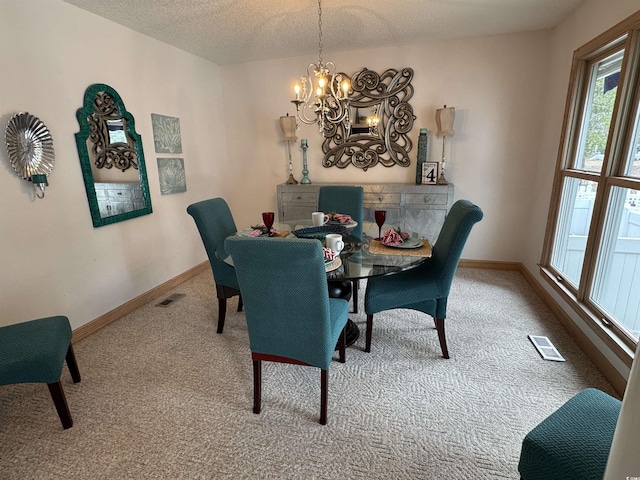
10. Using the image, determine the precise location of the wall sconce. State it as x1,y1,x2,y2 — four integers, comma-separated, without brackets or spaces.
279,114,298,184
5,112,55,199
435,105,455,185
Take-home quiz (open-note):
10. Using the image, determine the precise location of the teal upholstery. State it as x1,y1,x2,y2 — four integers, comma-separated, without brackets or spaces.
364,199,483,358
0,316,81,429
318,185,364,312
187,198,242,333
518,388,621,480
318,185,364,239
225,236,348,424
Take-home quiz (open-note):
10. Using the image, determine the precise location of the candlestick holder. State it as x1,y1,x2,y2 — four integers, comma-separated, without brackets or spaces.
300,138,311,184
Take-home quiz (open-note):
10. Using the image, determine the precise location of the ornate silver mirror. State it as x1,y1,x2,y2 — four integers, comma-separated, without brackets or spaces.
75,83,152,227
322,67,416,171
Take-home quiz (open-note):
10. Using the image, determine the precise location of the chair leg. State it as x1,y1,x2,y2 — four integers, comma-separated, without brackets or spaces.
320,369,328,425
365,314,374,353
66,345,81,383
435,318,449,359
351,280,359,313
337,327,346,363
253,359,262,414
237,294,243,312
217,298,227,334
47,381,73,429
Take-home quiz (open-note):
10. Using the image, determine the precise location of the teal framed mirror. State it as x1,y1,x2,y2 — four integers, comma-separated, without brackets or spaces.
75,83,152,227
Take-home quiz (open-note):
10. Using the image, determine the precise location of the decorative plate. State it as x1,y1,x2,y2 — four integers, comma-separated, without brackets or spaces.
386,238,424,249
293,225,349,239
237,229,266,237
326,220,358,229
325,256,342,272
236,229,289,238
5,112,55,179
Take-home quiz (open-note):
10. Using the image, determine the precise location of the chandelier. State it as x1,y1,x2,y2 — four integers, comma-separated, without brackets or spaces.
291,0,350,137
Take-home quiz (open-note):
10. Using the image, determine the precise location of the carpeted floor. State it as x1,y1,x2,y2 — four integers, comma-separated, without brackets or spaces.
0,267,615,479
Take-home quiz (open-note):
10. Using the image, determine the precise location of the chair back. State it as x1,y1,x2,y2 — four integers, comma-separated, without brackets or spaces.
224,236,337,369
318,186,364,238
187,198,239,289
429,199,483,291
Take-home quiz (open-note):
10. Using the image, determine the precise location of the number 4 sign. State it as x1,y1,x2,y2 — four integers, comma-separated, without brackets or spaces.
422,162,438,185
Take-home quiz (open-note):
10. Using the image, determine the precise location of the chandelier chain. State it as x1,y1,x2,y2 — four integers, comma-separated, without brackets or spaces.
317,0,323,66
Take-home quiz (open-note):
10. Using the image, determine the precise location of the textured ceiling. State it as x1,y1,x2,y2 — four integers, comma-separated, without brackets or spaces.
61,0,584,65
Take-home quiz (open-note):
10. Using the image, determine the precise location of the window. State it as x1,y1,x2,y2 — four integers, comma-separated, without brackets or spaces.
542,12,640,358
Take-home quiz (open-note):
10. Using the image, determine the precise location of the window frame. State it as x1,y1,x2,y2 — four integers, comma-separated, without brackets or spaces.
541,11,640,367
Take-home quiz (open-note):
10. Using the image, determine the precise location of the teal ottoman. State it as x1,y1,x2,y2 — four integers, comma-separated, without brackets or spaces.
0,316,81,429
518,388,621,480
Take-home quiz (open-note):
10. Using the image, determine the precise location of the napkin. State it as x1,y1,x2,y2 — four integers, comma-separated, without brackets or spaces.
381,228,409,246
249,222,279,237
323,247,337,260
330,213,353,224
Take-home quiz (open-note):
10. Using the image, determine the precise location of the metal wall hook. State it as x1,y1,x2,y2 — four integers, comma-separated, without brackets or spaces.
29,174,48,199
34,183,46,198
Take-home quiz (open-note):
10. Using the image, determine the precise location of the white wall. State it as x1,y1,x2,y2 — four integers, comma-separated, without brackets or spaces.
0,0,232,329
220,31,551,263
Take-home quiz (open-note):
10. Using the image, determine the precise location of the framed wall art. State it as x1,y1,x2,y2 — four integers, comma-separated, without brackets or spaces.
151,114,182,154
157,157,186,195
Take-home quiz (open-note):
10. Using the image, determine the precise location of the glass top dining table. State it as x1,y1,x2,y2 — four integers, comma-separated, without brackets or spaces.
219,221,432,281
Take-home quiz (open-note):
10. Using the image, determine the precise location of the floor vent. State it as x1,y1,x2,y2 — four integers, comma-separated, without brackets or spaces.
155,293,185,307
528,335,565,362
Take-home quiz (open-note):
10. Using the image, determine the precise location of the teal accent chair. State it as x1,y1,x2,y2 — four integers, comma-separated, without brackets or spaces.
364,199,483,358
518,388,621,480
224,236,348,425
318,185,364,239
318,186,364,312
0,316,81,429
187,198,243,333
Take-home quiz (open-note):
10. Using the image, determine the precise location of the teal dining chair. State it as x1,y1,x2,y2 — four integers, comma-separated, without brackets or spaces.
318,185,364,239
0,316,81,429
318,185,364,313
187,198,243,333
364,199,483,358
224,236,348,425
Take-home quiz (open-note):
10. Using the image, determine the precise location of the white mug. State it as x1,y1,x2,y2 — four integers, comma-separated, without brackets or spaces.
325,234,344,255
312,211,328,226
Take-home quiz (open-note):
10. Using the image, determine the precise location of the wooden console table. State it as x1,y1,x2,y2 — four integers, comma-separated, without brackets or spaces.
276,183,454,244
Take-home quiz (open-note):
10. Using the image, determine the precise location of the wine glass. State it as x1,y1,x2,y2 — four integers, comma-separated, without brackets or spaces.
262,211,275,236
374,210,386,240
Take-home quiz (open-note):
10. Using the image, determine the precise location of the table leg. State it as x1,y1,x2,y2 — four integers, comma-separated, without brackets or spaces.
345,319,360,347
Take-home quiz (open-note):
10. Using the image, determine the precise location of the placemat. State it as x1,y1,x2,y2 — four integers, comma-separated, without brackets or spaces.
325,256,342,272
368,239,432,257
292,224,349,239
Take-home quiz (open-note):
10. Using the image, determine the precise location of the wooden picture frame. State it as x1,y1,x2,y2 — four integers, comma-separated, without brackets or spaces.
422,162,438,184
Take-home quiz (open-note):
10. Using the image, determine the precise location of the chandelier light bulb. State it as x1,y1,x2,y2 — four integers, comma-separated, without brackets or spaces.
294,84,301,100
